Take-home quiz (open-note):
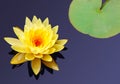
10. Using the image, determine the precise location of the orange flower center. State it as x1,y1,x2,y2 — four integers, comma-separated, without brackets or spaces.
33,37,42,47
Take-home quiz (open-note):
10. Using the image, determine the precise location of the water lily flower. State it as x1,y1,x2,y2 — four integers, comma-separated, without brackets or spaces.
4,16,68,75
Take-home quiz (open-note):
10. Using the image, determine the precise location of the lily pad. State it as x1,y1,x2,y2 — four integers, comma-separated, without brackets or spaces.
69,0,120,38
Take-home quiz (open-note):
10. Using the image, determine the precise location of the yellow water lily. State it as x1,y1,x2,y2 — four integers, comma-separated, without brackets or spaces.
4,16,68,75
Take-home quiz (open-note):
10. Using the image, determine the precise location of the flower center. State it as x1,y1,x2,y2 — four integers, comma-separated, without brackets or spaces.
33,37,42,47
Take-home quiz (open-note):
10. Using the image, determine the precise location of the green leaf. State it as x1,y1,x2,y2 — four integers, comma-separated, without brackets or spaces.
69,0,120,38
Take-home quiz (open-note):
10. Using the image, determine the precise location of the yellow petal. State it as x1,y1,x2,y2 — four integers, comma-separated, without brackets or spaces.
32,16,42,27
52,25,59,33
32,16,38,23
30,47,43,54
10,53,26,64
25,17,32,26
41,54,52,62
43,48,56,54
4,37,23,46
46,24,52,30
38,18,42,25
25,53,35,61
42,59,59,71
52,34,58,41
11,45,27,53
47,40,56,48
13,27,24,40
31,58,41,75
53,44,64,52
56,39,68,45
43,17,49,26
48,48,56,54
34,54,43,58
24,17,32,32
